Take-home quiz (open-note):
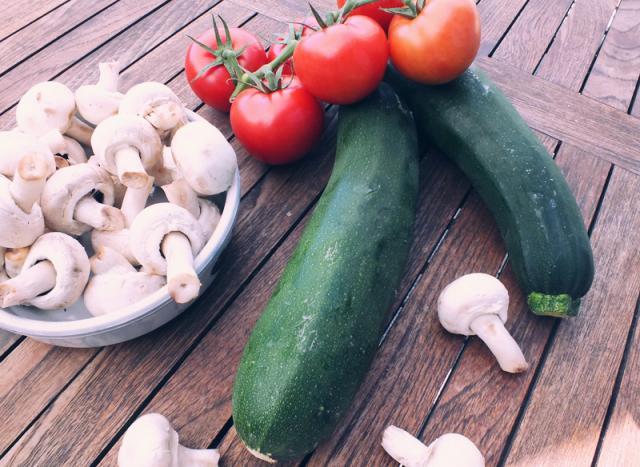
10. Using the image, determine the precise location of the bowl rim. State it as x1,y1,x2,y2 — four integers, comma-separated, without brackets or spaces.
0,111,241,338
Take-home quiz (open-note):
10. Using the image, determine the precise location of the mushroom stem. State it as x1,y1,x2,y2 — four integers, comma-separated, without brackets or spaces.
5,247,30,278
115,147,150,189
0,261,56,307
469,314,529,373
162,179,200,219
97,61,120,91
161,232,201,304
382,425,429,467
176,445,220,466
120,177,154,227
10,154,48,213
66,117,93,145
90,246,135,275
74,197,126,231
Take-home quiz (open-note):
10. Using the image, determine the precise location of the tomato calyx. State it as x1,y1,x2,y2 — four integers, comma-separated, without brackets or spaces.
187,15,247,83
382,0,426,19
309,0,383,27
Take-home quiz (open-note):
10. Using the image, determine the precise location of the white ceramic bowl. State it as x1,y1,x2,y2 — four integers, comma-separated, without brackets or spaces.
0,111,240,347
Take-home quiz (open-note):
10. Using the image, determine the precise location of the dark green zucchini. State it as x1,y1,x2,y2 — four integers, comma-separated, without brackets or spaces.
386,65,594,317
232,84,419,461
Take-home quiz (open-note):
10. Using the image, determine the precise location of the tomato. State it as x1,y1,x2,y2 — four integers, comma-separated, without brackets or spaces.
185,28,268,112
293,16,388,105
336,0,404,32
388,0,480,84
230,79,324,165
267,18,319,75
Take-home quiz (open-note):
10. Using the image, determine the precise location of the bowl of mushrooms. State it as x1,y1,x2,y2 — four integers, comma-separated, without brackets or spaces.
0,62,240,347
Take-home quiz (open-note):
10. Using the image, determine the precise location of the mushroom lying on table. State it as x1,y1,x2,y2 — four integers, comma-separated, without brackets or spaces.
0,232,90,310
76,61,123,125
84,247,165,316
118,413,219,467
41,163,125,236
162,179,221,238
171,121,237,196
91,176,154,265
382,426,485,467
130,203,205,304
437,273,528,373
16,81,93,145
92,114,162,189
119,82,187,141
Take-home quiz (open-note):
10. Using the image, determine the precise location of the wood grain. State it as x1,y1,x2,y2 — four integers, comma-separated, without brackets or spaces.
228,0,334,22
0,0,116,76
0,332,20,358
0,0,69,42
476,0,528,56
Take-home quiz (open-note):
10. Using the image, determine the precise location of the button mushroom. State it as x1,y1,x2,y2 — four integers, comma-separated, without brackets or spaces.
91,114,162,189
0,131,56,179
75,61,124,125
382,426,485,467
41,163,126,236
119,82,187,140
40,130,88,169
118,413,220,467
170,121,237,196
84,246,165,316
162,179,221,238
437,273,529,374
0,232,90,310
4,246,29,278
91,176,154,265
16,81,94,145
129,203,205,304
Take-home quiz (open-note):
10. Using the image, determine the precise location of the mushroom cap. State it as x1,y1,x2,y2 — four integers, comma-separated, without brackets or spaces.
197,198,221,239
425,433,485,467
84,271,165,316
119,82,185,132
91,228,138,265
437,273,509,336
41,163,117,236
16,81,76,137
21,232,90,310
0,175,45,248
91,114,162,175
75,68,123,126
0,131,56,178
118,413,178,467
171,121,237,196
129,203,205,275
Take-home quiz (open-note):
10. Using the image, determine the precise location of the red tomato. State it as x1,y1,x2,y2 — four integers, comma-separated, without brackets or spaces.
293,16,389,105
388,0,480,84
230,80,324,165
336,0,404,32
267,18,319,75
185,28,268,112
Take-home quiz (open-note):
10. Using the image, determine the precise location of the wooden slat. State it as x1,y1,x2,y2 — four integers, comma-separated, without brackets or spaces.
477,0,528,56
0,332,19,358
0,0,116,76
0,0,69,41
228,0,334,22
503,167,640,467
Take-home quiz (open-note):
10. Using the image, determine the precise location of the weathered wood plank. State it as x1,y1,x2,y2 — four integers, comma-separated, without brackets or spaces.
0,0,116,76
477,0,528,56
503,167,640,467
228,0,334,22
0,332,20,358
0,0,69,42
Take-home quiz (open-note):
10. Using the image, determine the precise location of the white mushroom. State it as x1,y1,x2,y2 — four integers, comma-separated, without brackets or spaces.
130,203,205,304
91,176,154,265
0,232,90,310
149,146,179,187
0,131,56,179
76,61,124,125
84,247,165,316
119,82,187,140
162,179,221,238
437,273,529,374
382,426,485,467
91,114,162,189
4,247,29,278
40,130,87,169
16,81,94,145
41,163,125,236
118,413,219,467
171,121,237,196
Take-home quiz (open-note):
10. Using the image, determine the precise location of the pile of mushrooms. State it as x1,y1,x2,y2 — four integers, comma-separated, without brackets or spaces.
0,61,237,316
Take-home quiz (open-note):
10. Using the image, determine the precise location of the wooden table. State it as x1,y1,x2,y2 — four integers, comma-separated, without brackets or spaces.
1,0,639,465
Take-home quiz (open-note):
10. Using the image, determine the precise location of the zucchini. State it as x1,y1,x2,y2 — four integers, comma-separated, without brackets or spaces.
232,84,419,461
386,65,594,317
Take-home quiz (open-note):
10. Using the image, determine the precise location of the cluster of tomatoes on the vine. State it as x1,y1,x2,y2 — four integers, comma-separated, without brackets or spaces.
185,0,480,165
